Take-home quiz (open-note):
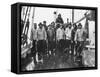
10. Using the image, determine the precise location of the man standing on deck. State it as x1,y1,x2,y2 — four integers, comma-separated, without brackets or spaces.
56,14,64,25
30,23,37,65
74,23,87,66
71,23,77,56
56,24,65,57
74,23,86,57
47,24,55,56
65,23,72,55
37,22,47,63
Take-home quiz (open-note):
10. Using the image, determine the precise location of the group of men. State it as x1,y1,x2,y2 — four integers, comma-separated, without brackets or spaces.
30,14,87,65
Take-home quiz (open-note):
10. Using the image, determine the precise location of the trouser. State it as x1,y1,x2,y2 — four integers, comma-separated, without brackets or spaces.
57,39,65,50
31,40,37,64
71,41,75,56
65,39,71,55
48,40,55,50
37,40,47,60
76,41,84,56
75,41,84,66
32,40,36,51
57,39,65,57
65,39,71,48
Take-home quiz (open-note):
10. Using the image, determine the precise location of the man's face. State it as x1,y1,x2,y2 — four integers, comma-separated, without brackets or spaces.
58,15,61,18
69,25,71,29
44,22,46,25
43,21,46,25
40,25,42,29
78,25,82,29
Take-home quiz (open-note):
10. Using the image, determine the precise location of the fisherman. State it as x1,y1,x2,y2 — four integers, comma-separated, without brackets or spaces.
71,23,77,56
43,21,48,31
37,22,47,62
65,23,72,55
74,23,86,57
30,23,37,65
42,21,48,55
56,14,64,25
51,22,56,50
47,24,55,56
74,23,87,66
56,24,65,57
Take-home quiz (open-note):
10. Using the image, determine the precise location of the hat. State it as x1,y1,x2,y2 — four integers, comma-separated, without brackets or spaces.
58,14,61,16
78,23,82,27
38,22,42,26
43,21,46,23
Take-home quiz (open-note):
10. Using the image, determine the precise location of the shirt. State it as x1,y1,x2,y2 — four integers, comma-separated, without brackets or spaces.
65,28,72,40
37,28,47,40
56,28,64,41
75,29,85,41
31,28,37,40
47,28,55,41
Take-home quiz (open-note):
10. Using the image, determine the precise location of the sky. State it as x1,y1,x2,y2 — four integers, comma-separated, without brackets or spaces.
21,6,87,26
